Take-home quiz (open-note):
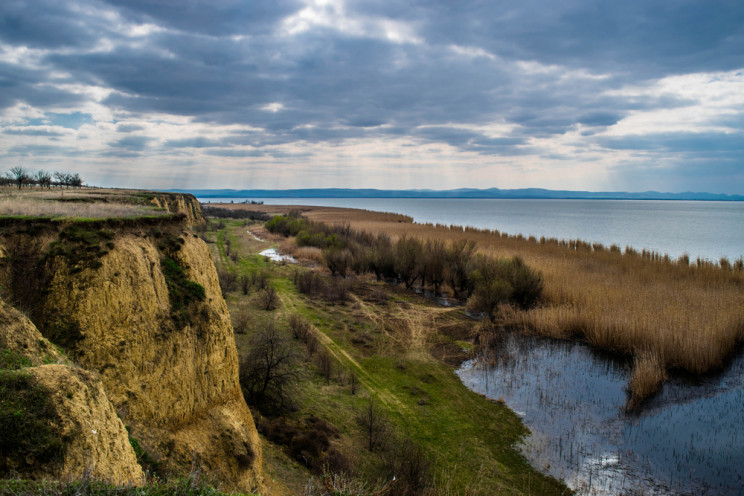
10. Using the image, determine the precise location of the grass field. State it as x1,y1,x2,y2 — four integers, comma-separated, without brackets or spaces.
216,203,744,408
204,217,570,496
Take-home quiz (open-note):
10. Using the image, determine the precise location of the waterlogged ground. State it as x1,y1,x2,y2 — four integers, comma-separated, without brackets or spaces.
456,334,744,495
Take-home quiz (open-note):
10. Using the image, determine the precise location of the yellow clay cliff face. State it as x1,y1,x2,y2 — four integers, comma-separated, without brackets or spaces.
0,193,262,492
38,232,262,491
0,299,145,485
149,193,205,226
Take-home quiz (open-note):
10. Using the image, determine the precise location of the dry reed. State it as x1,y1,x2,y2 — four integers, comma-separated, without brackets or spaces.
626,349,667,411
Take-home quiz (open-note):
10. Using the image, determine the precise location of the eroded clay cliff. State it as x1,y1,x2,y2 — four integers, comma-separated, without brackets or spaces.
0,192,262,492
0,299,145,485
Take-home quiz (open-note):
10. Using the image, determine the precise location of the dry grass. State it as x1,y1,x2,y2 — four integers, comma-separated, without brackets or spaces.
224,203,744,386
626,349,668,411
0,190,165,219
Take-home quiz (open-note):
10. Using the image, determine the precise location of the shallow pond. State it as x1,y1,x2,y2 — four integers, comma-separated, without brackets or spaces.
259,248,296,263
456,334,744,495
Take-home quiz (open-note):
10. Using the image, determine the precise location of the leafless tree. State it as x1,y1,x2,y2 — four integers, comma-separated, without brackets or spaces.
239,321,300,412
7,166,30,189
356,400,391,452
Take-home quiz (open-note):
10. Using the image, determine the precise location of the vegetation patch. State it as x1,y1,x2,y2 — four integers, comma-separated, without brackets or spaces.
44,224,114,273
0,370,64,476
0,348,33,370
160,257,206,328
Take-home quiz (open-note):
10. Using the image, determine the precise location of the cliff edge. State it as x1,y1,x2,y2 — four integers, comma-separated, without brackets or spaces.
0,191,262,491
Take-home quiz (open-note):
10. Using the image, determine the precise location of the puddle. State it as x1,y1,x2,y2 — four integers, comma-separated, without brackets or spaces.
456,334,744,495
259,248,296,263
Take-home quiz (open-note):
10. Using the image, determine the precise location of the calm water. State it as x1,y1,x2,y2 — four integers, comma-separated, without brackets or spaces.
457,334,744,495
201,198,744,262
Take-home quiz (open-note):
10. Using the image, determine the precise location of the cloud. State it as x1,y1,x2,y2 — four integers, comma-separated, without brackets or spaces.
108,135,153,151
0,0,742,193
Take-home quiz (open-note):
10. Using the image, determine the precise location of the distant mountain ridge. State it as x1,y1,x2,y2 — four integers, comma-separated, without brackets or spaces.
173,187,744,201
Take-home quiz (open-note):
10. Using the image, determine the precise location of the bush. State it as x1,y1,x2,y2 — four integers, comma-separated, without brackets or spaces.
505,256,543,309
217,268,238,294
289,314,312,342
257,415,343,473
231,306,252,334
257,287,279,311
324,248,353,277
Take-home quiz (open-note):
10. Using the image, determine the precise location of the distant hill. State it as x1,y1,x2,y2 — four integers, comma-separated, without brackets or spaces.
172,188,744,201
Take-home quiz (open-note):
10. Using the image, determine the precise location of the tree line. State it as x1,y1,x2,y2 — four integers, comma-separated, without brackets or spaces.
265,212,544,321
1,166,83,189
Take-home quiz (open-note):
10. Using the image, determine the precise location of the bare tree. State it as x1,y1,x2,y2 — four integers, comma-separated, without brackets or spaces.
35,170,52,189
239,321,300,412
356,400,391,452
53,171,70,188
316,351,334,385
7,166,29,189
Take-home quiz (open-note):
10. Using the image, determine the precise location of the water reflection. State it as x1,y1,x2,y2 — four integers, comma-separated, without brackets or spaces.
456,334,744,495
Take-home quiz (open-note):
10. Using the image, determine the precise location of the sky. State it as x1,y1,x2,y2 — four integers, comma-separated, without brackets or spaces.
1,0,743,193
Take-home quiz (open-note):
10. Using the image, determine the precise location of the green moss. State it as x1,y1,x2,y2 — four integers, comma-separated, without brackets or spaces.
0,370,64,475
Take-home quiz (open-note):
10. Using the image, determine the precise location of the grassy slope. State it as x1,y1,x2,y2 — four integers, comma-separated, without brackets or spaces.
208,218,569,496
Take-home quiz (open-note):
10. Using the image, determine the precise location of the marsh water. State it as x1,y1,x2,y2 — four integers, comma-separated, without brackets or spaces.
456,334,744,495
201,198,744,262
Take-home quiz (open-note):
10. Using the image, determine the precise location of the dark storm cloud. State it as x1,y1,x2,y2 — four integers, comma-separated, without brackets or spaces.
350,0,744,76
103,0,302,36
0,0,101,48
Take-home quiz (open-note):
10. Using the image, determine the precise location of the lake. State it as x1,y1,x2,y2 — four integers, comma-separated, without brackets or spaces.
200,198,744,262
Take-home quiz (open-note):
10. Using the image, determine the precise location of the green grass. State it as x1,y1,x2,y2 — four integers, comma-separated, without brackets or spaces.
208,219,570,495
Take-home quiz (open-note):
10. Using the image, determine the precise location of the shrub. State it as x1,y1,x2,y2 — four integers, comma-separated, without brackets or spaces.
257,287,279,311
231,306,252,334
289,314,312,342
324,248,353,277
217,267,238,294
505,256,543,309
316,351,334,385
